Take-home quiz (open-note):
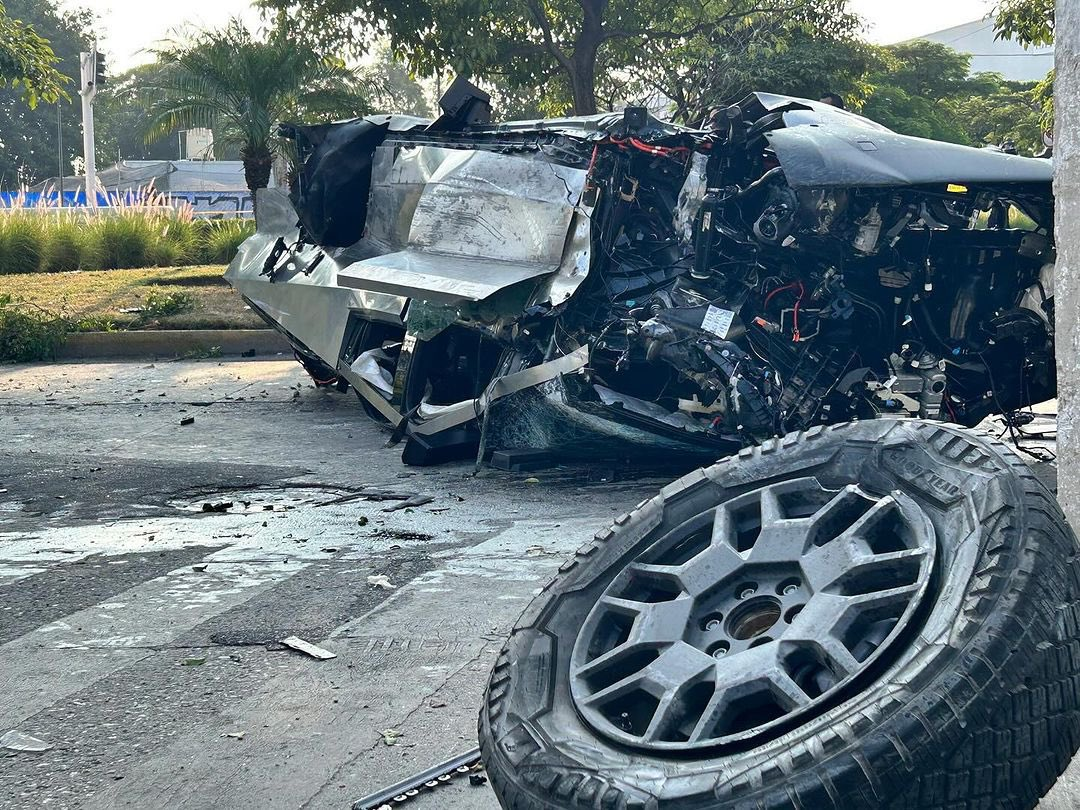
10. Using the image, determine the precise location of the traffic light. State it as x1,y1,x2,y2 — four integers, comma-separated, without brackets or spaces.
94,51,106,89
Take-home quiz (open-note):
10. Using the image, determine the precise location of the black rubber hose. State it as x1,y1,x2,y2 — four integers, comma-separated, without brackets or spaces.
735,167,785,199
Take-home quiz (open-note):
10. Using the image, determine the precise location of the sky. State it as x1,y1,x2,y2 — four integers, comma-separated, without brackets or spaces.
65,0,997,72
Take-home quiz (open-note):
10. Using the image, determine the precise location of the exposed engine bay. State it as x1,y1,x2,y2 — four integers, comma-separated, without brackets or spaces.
226,82,1056,465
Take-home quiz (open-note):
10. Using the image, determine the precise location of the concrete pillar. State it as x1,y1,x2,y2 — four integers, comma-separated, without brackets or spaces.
1058,2,1080,525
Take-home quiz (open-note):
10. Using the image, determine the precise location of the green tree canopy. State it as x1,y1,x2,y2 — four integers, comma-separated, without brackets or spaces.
256,0,858,115
364,45,431,116
141,20,377,201
0,0,88,188
859,41,1045,154
994,0,1054,135
994,0,1054,46
624,0,874,123
0,0,67,109
878,40,973,99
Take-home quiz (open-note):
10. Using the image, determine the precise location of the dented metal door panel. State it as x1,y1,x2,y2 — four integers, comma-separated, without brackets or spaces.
225,189,407,364
337,148,587,306
363,145,450,251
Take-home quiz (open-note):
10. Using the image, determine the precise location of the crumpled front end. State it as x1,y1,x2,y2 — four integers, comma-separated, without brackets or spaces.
227,84,1056,467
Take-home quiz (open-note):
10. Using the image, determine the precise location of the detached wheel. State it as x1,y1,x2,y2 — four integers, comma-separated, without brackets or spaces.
479,419,1080,810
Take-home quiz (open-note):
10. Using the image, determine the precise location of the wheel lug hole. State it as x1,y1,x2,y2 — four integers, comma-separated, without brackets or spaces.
708,641,730,658
702,614,723,632
736,583,757,600
777,577,801,597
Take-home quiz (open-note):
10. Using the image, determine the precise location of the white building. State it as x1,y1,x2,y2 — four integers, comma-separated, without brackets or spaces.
910,19,1054,82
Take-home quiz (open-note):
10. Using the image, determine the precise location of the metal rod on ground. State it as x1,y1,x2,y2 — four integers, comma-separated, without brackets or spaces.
351,747,482,810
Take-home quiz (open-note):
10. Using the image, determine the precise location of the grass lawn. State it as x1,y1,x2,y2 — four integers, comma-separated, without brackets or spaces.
0,265,263,331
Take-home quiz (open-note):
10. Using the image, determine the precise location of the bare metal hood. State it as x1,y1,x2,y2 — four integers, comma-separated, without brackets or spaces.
749,93,1054,188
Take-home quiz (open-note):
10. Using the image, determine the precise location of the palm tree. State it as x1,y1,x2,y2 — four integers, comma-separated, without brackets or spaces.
142,20,374,212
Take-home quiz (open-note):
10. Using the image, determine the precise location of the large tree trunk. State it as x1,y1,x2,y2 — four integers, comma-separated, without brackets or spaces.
567,0,604,115
1057,2,1079,529
569,55,598,115
241,141,274,223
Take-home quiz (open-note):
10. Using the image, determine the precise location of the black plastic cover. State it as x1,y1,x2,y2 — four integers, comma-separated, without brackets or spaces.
286,117,390,247
427,76,493,130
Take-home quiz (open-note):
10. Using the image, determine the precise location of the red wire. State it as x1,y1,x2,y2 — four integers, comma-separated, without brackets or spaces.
606,135,690,156
629,137,690,155
944,394,958,422
764,282,805,341
764,282,798,309
586,143,599,175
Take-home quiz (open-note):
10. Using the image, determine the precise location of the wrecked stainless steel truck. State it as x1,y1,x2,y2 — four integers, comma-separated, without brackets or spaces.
225,81,1056,466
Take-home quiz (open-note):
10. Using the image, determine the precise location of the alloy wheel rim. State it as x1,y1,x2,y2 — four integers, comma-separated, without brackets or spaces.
569,477,937,751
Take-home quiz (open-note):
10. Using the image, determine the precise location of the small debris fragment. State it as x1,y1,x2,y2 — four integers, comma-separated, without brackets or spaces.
380,728,402,746
179,416,195,426
192,563,208,572
367,574,395,590
223,731,246,740
1,731,52,753
526,545,546,557
523,477,540,484
181,657,207,666
281,636,336,660
321,547,339,554
469,773,488,787
382,494,435,513
201,502,233,513
429,698,447,709
357,516,369,526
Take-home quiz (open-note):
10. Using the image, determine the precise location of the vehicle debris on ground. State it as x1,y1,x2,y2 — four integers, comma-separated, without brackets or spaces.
280,635,337,660
1,730,52,753
351,747,482,809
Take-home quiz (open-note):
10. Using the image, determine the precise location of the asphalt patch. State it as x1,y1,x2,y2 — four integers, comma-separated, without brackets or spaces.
0,451,304,530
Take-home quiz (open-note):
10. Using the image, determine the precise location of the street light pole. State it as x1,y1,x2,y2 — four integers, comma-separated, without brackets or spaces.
78,50,99,207
57,103,64,207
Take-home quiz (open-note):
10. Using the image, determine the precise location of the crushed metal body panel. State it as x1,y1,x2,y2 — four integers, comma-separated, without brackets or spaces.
340,146,587,305
226,83,1057,466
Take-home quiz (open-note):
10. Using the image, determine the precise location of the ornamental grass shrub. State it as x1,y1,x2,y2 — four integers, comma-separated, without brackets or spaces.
0,188,255,274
